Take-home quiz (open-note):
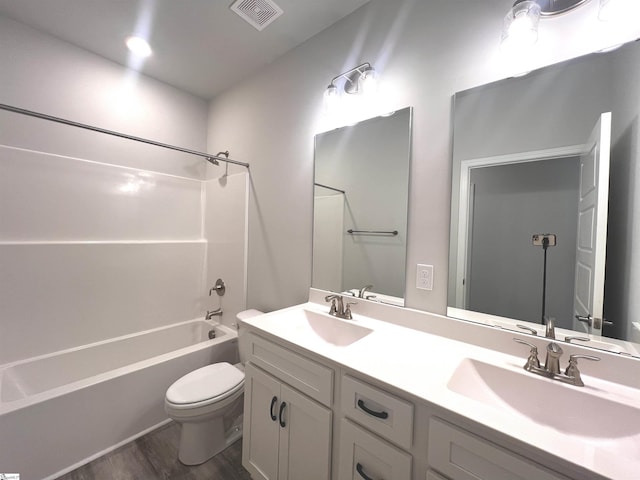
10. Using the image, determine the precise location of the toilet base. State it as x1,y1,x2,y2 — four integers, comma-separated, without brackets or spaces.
178,418,243,466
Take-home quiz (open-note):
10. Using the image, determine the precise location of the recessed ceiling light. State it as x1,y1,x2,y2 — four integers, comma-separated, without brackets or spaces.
126,36,152,58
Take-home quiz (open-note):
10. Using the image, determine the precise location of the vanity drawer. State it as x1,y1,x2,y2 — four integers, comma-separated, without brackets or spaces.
341,374,414,449
428,418,570,480
338,418,412,480
246,332,334,407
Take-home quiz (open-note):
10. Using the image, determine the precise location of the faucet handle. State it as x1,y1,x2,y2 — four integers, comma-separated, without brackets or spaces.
327,298,337,315
516,324,538,336
513,338,541,370
344,301,357,319
564,336,590,344
565,354,600,386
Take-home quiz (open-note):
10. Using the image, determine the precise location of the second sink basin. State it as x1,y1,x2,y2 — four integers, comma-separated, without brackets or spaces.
447,357,640,449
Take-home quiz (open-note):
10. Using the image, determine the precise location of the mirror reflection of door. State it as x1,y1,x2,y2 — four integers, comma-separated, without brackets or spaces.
459,113,611,332
572,112,611,335
463,155,580,329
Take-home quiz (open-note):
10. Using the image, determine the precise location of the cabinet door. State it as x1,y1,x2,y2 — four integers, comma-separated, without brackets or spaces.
243,363,282,480
278,384,332,480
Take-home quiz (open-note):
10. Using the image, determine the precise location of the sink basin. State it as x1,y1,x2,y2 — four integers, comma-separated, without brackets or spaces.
447,358,640,443
284,309,373,347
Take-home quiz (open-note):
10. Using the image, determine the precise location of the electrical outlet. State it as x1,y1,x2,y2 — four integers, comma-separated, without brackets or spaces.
532,233,556,246
416,264,434,290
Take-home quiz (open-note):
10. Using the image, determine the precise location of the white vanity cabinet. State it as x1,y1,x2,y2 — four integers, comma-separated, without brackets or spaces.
239,302,628,480
427,418,571,480
242,333,334,480
338,374,414,480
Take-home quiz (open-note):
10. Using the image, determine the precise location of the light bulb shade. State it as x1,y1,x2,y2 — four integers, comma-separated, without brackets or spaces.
126,36,152,57
501,1,541,52
323,84,339,113
360,67,379,95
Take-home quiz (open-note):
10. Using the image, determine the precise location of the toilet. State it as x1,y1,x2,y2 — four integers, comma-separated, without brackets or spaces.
164,309,263,465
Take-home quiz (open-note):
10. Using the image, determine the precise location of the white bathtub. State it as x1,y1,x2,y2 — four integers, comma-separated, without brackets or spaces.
0,318,240,480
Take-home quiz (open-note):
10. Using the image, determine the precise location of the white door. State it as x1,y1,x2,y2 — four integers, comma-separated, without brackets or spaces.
572,112,611,335
243,364,281,480
278,384,332,480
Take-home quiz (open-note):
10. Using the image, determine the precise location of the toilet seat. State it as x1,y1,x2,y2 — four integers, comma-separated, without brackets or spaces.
166,362,244,410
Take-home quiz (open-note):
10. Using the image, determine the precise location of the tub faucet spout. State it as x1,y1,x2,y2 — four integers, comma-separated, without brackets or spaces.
206,308,223,319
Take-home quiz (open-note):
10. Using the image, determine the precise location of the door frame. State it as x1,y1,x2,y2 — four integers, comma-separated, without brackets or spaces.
454,144,585,309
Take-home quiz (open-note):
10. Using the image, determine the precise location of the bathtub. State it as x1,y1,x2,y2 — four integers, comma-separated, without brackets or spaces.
0,318,240,480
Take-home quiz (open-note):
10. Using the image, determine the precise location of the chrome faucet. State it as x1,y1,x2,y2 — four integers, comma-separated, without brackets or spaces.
206,308,223,319
513,337,600,387
324,294,355,320
544,316,555,339
358,285,373,298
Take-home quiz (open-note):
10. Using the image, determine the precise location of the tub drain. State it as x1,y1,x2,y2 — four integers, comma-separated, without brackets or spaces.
208,330,216,339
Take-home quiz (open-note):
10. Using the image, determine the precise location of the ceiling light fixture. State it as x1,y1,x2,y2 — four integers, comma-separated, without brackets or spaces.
126,36,152,58
501,0,602,52
323,62,378,113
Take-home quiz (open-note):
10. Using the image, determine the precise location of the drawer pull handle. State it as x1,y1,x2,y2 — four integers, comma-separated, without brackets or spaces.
279,401,287,428
357,399,389,419
270,396,278,421
356,462,376,480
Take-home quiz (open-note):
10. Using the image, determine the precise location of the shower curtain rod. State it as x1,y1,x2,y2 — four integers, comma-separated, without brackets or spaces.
0,103,250,169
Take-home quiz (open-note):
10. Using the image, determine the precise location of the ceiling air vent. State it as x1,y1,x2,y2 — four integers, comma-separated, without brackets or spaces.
230,0,283,31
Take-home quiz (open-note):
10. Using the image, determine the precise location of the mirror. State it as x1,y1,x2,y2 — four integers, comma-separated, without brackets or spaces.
312,107,412,306
448,40,640,356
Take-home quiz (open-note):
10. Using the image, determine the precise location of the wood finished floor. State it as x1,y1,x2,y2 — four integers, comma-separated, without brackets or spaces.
57,421,253,480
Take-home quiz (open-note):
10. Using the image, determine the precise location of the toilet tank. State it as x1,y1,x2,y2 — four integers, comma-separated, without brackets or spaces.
236,309,264,364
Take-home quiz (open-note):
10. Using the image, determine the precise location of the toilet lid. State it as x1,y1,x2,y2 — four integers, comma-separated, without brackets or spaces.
166,362,244,405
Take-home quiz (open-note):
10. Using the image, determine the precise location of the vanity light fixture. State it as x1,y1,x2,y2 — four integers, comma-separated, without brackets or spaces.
501,0,614,52
323,62,378,112
501,1,542,52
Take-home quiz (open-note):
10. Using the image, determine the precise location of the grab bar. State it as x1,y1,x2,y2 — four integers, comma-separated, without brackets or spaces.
347,229,398,236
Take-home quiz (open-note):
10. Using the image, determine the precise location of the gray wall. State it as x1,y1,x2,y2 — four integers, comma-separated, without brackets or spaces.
0,15,208,177
467,159,580,328
207,0,637,314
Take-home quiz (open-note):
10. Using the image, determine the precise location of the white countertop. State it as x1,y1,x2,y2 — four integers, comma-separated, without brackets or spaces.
240,300,640,480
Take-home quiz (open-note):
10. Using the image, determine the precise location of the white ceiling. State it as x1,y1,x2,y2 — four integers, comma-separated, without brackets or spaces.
0,0,370,99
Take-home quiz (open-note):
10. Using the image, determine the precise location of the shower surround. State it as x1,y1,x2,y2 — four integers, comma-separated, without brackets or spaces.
0,15,249,479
